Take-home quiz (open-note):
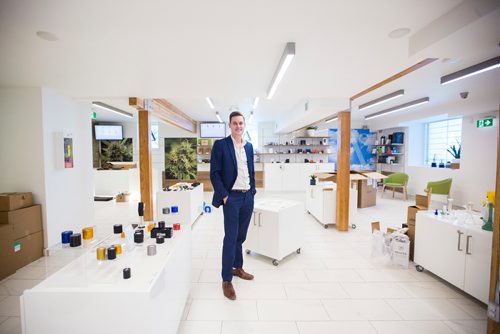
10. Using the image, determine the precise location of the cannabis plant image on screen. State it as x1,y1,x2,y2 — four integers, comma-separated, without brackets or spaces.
100,138,133,164
164,138,197,180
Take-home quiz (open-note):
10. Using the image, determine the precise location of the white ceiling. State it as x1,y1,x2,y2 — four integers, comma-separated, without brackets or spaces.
0,0,499,131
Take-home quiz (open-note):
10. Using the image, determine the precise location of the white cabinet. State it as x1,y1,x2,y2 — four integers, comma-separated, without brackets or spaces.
244,199,304,265
305,183,357,228
414,211,492,303
264,163,335,192
264,164,302,191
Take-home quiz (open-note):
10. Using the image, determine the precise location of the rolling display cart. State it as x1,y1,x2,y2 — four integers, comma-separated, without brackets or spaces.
244,199,304,266
305,182,358,229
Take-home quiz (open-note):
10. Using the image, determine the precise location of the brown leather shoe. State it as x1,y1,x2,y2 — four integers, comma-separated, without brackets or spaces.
222,281,236,300
232,268,254,280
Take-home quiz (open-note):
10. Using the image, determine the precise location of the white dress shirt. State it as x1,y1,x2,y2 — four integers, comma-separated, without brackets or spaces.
231,136,250,190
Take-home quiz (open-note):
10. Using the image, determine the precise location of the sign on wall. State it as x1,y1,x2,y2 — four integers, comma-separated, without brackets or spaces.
476,117,493,128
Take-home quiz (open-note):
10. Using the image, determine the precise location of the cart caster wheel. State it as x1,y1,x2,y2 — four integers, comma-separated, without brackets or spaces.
351,224,357,229
245,249,251,254
296,248,301,254
416,265,424,272
323,224,329,229
272,259,280,266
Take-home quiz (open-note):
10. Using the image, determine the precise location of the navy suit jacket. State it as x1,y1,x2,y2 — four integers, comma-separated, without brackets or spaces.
210,136,256,208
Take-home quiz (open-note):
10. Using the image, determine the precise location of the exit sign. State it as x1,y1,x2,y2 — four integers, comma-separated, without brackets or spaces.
477,118,493,128
92,111,97,119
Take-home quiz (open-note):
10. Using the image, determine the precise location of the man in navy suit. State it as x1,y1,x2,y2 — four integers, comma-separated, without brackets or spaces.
210,111,256,300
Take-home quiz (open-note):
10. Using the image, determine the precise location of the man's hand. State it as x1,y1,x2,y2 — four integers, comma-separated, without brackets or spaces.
223,196,228,204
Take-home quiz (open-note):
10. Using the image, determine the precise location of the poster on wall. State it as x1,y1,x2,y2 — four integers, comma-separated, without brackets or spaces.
100,138,133,164
328,129,376,171
164,138,197,180
64,137,74,168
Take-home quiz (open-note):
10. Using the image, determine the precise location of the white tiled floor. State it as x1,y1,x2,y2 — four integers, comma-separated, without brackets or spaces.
0,189,489,333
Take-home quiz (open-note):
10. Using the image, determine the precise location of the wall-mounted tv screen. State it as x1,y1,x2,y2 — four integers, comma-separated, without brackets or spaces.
95,125,123,140
200,122,226,138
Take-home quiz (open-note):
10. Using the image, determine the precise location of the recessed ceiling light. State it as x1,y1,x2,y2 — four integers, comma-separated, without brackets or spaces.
388,28,411,39
36,31,58,41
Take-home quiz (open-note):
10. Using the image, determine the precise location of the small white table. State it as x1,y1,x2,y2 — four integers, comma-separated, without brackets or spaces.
244,199,304,266
156,183,204,226
21,229,191,334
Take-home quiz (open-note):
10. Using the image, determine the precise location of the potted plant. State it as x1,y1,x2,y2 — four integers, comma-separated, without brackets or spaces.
447,141,461,163
310,175,317,185
306,126,318,137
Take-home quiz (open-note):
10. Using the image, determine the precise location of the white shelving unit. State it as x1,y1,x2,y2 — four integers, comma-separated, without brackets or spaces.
376,127,407,174
260,136,332,163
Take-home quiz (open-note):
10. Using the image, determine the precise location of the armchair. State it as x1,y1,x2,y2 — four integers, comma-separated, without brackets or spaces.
382,173,409,200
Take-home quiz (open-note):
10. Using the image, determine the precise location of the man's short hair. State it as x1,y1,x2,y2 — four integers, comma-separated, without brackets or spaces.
229,111,245,123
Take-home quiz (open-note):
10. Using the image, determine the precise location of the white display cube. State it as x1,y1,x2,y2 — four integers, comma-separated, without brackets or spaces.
156,183,204,226
244,199,304,265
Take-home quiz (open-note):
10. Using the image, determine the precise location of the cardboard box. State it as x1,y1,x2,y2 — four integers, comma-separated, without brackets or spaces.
0,192,33,212
13,231,43,270
357,179,377,208
0,224,16,280
406,193,427,262
0,205,43,239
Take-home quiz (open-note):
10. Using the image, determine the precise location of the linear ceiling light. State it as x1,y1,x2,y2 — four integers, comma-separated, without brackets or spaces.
205,97,215,109
325,115,338,124
92,102,133,118
252,97,260,110
215,111,223,123
441,56,500,85
266,42,295,100
364,97,430,121
358,89,404,111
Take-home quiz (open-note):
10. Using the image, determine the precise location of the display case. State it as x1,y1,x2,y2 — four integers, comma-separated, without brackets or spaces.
21,228,192,334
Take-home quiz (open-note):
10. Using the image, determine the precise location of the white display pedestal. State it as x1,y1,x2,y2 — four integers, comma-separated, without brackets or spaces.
244,199,304,266
414,211,492,303
20,229,191,334
305,182,358,229
156,183,204,225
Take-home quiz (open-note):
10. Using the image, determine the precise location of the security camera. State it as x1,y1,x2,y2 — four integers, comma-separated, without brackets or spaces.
460,92,469,99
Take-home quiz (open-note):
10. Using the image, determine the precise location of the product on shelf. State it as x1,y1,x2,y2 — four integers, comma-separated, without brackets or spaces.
82,227,94,240
61,231,73,245
69,233,81,247
96,247,106,261
123,267,131,279
147,244,157,256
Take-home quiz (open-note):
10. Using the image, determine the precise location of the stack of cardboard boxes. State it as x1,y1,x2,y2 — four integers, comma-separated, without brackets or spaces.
0,192,44,280
406,193,430,261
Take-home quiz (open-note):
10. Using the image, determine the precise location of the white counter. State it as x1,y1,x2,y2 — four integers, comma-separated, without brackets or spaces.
21,228,191,334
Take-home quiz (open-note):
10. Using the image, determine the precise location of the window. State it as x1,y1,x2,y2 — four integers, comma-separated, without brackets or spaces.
425,118,462,165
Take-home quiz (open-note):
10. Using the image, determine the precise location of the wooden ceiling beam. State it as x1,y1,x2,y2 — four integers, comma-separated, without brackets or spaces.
350,58,438,101
129,97,197,133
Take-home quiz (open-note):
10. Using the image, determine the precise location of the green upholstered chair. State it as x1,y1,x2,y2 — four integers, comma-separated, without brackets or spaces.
382,173,409,200
424,178,452,198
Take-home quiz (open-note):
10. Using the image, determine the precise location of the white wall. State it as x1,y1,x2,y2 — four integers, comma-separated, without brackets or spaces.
41,88,94,247
369,106,498,210
0,87,46,208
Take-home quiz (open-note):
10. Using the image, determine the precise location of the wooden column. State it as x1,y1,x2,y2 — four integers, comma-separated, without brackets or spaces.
139,109,153,221
336,111,351,231
487,111,500,333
